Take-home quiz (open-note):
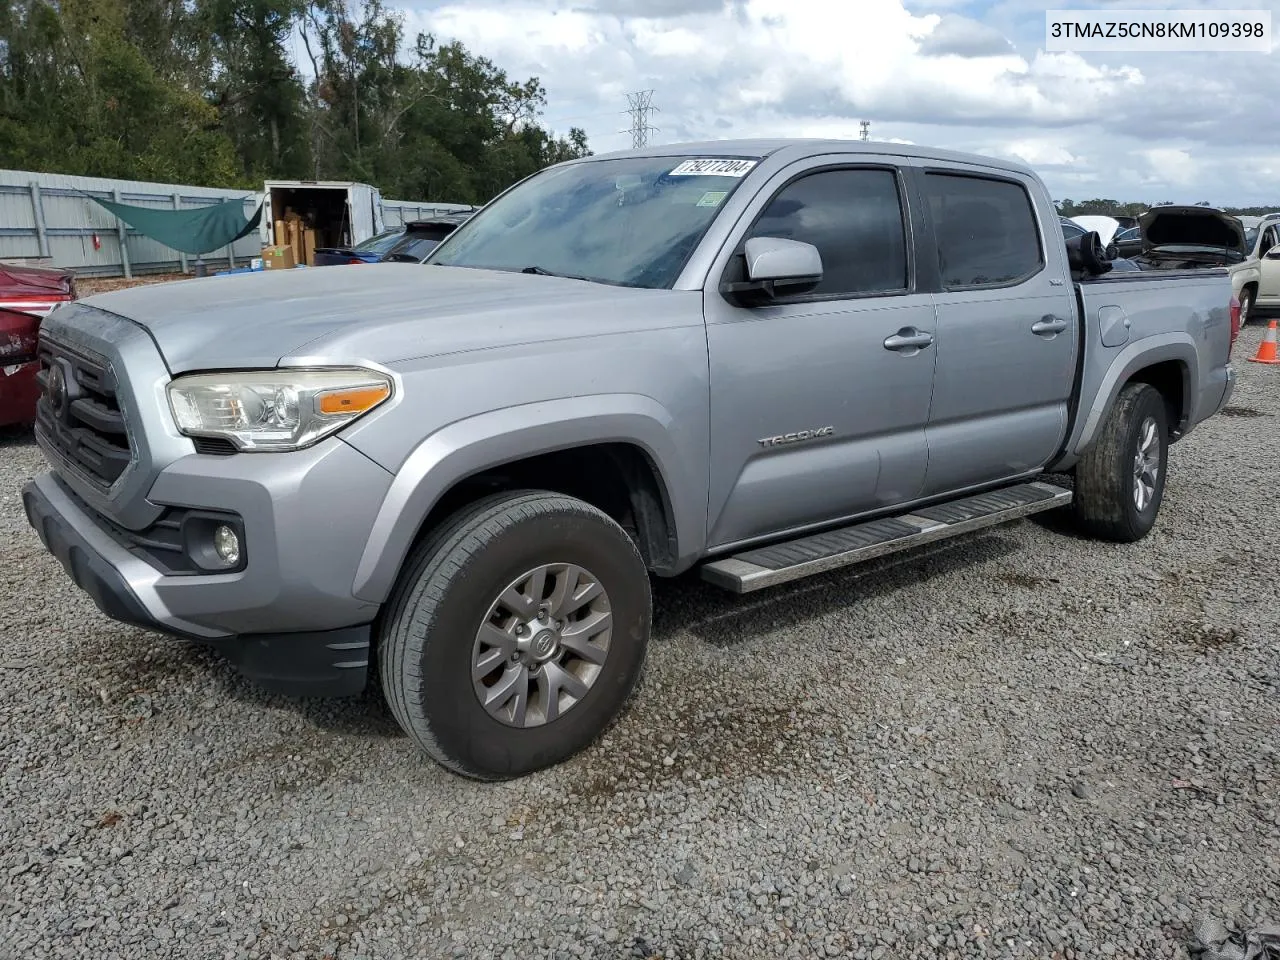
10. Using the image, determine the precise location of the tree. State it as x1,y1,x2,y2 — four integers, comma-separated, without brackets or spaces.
198,0,312,181
1,0,238,184
0,0,590,202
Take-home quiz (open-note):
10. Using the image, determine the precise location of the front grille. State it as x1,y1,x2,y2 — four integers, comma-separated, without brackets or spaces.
34,338,133,488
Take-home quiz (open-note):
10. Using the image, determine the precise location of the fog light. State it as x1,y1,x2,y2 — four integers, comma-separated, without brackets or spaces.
213,524,241,566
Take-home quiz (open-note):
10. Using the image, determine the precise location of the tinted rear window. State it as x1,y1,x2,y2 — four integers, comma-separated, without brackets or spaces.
925,173,1043,288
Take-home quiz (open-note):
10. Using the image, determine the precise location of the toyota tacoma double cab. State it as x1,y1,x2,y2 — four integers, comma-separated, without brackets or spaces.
22,140,1239,779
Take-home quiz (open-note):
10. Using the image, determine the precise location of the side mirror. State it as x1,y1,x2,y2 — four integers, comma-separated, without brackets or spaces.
1065,230,1111,276
1266,244,1280,260
721,236,823,305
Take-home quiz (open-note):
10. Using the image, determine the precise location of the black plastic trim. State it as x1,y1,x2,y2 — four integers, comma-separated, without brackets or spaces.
49,475,245,576
192,437,239,456
206,627,371,698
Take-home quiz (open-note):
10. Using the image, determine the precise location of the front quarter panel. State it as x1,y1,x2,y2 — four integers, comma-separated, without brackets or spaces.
337,314,710,603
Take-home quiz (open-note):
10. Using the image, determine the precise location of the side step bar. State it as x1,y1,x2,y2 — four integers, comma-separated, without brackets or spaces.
700,481,1072,593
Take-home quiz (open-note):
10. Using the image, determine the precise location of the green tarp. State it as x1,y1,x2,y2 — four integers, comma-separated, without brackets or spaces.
89,195,263,256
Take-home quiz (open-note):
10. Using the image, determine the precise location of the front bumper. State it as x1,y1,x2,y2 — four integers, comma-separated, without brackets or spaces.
24,474,371,697
22,436,395,697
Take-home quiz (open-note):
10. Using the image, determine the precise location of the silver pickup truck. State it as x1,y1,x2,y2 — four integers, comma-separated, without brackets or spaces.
22,140,1239,780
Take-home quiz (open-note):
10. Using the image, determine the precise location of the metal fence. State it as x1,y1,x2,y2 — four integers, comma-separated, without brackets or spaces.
381,199,476,228
0,168,471,278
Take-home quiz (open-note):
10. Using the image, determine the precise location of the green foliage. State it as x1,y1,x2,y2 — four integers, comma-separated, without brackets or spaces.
0,0,591,201
1056,197,1279,217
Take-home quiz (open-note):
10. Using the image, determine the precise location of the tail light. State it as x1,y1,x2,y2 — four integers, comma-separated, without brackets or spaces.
0,293,70,317
348,258,364,265
1228,295,1241,356
0,308,41,366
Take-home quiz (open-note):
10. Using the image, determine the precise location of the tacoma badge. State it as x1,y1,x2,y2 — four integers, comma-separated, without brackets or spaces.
757,426,834,448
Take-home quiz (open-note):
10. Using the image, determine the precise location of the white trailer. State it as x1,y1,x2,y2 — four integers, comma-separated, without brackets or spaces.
259,180,385,252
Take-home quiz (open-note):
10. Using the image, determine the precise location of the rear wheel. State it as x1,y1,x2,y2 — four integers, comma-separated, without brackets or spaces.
1071,382,1169,543
378,490,651,780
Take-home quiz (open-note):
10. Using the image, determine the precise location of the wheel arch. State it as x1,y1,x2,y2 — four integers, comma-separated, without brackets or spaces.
1071,336,1197,459
352,395,700,604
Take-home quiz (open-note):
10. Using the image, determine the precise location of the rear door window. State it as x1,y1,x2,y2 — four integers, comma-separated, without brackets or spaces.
924,173,1044,288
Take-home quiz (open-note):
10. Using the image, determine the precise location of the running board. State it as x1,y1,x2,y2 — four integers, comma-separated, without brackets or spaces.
700,481,1072,593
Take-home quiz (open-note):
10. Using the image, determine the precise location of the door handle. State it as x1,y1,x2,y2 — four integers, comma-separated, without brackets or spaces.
883,329,934,352
1031,316,1068,335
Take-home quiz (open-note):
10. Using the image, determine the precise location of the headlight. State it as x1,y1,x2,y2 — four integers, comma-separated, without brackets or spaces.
167,368,393,452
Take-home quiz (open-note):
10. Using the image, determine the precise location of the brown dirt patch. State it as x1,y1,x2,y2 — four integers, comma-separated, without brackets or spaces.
78,273,190,296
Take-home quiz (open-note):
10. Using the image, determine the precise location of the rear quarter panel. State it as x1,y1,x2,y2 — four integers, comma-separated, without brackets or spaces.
1061,271,1232,466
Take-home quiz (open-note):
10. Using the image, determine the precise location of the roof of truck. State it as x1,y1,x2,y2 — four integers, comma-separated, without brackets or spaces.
583,138,1036,177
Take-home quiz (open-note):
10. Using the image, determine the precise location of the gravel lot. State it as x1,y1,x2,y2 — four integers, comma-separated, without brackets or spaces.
2,325,1277,960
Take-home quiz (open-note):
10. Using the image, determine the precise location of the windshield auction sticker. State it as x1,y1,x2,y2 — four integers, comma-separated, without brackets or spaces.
668,159,758,177
1045,9,1271,52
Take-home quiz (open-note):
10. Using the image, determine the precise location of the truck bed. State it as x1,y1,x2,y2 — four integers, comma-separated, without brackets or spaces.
1063,266,1234,467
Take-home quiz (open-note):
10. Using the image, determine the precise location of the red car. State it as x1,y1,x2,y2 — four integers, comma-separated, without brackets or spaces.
1,263,78,430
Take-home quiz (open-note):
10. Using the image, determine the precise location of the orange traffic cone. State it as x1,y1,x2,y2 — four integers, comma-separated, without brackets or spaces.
1249,320,1280,365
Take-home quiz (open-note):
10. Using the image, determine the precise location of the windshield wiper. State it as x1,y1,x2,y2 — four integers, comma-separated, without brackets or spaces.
518,265,599,282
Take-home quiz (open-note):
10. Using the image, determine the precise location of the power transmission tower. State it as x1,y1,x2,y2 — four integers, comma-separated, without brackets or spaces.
625,91,659,149
859,121,871,142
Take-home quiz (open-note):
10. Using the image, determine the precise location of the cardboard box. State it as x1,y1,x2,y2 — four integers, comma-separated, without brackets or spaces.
261,245,297,270
288,219,303,266
302,228,317,266
274,219,287,247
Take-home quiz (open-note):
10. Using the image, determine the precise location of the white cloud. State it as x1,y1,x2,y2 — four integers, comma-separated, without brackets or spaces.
1141,148,1198,187
396,0,1280,205
996,139,1080,167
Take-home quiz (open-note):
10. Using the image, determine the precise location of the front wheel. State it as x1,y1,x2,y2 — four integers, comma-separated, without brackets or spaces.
1071,382,1169,543
378,490,651,780
1239,288,1254,327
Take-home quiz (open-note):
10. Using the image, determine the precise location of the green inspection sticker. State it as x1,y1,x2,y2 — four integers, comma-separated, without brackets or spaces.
697,191,728,207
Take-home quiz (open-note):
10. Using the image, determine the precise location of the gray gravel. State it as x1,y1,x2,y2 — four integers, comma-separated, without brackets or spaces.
3,324,1278,960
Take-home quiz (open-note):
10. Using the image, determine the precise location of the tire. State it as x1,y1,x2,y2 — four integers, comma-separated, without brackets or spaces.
1071,382,1169,543
378,490,651,780
1239,288,1254,327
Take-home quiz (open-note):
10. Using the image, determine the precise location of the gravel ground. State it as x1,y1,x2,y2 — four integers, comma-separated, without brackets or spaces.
2,325,1277,960
76,273,190,297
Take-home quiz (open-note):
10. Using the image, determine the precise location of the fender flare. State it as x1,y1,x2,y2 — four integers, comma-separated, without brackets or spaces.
351,394,697,604
1072,333,1198,457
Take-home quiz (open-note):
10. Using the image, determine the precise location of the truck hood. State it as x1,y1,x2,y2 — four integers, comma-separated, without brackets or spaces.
80,264,691,372
1138,207,1247,261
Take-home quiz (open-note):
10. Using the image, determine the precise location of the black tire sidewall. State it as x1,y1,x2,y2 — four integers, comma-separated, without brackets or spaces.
1115,386,1168,539
412,505,649,778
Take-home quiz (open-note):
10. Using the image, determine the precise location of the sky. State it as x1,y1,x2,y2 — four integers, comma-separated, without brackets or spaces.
387,0,1280,206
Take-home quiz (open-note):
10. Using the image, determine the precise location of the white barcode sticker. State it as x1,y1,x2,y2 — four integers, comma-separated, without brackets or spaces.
668,158,757,178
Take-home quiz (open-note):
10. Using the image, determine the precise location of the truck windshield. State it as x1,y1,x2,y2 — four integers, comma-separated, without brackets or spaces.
426,156,760,289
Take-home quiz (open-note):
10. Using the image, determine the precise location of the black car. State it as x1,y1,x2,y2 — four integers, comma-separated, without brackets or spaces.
1113,226,1142,260
312,227,406,266
380,213,474,263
